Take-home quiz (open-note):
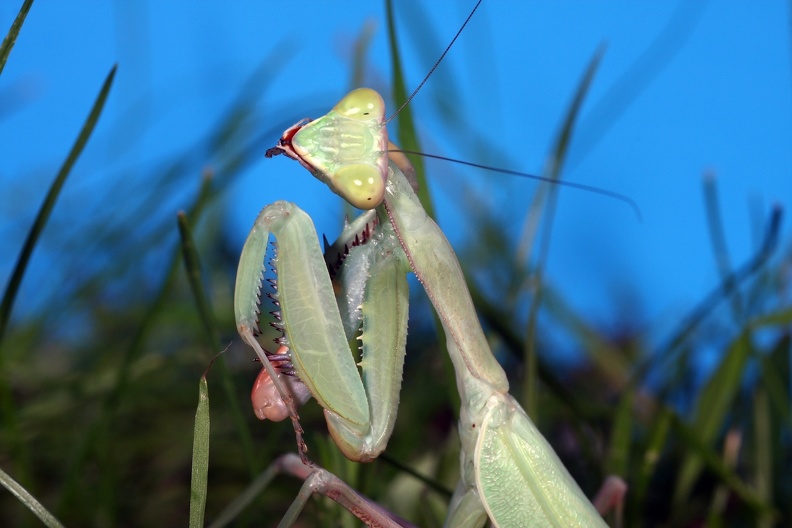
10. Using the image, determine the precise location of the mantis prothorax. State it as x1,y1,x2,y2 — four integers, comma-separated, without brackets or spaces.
234,85,612,525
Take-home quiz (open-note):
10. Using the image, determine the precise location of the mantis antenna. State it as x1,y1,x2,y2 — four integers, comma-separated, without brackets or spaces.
390,148,643,220
381,0,641,220
384,0,483,125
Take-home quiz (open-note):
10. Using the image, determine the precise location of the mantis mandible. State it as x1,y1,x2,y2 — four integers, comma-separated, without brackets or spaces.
234,3,616,526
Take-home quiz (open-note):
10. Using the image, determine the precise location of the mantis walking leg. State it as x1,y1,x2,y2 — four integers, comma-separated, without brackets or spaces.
275,454,415,528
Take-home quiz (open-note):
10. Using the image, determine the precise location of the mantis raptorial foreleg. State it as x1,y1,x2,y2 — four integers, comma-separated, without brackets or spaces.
235,87,614,526
235,197,409,463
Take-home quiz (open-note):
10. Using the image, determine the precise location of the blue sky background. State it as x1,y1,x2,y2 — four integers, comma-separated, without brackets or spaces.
2,2,791,361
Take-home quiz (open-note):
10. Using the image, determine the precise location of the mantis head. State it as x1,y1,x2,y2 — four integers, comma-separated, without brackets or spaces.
266,88,389,210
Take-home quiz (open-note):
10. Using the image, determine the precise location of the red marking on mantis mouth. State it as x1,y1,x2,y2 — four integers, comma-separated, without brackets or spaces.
265,119,311,159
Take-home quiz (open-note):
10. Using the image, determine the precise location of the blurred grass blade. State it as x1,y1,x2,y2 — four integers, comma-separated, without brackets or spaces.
607,389,633,477
0,0,33,76
759,335,791,429
702,173,742,317
640,205,783,384
541,287,630,387
177,212,221,349
209,465,282,528
379,452,453,498
0,64,116,506
632,407,670,521
707,428,741,523
568,0,705,169
57,173,214,513
467,277,605,420
752,306,792,327
522,47,604,415
752,388,773,528
349,20,376,90
177,211,258,475
0,65,117,346
673,331,752,505
669,413,770,513
189,373,211,528
518,44,606,264
0,465,65,528
384,0,457,414
384,0,430,216
546,47,605,183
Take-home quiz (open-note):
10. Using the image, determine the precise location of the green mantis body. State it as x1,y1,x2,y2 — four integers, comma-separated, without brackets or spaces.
235,88,608,526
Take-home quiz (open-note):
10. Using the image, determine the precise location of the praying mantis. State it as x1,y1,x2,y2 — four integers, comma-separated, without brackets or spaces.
234,3,621,526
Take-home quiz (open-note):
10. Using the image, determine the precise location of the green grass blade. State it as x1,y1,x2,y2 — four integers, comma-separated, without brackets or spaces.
673,331,752,505
177,211,259,476
349,20,376,90
0,63,116,509
177,212,221,349
640,206,782,385
0,465,65,528
547,47,606,180
752,387,773,528
466,276,606,420
0,0,33,76
209,464,283,528
751,306,792,327
56,173,214,514
384,0,457,415
384,0,431,217
189,373,211,528
0,65,117,346
702,175,740,311
606,389,633,477
759,334,791,429
522,47,604,416
630,407,670,522
669,412,771,514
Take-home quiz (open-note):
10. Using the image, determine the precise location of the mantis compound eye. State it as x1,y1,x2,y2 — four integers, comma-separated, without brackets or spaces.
333,87,385,120
291,87,389,210
328,88,388,209
333,164,385,210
